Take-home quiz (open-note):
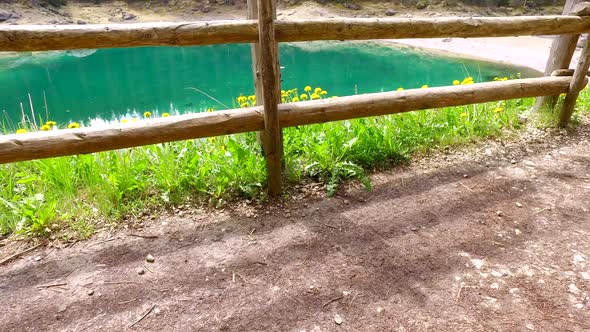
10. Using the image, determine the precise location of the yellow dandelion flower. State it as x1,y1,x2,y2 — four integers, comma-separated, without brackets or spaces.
162,112,170,117
248,95,256,102
460,112,468,118
209,137,216,143
241,103,249,108
314,87,322,94
311,93,320,100
396,87,404,91
68,122,80,129
331,96,338,98
320,91,327,96
41,124,51,131
221,145,226,152
304,86,311,92
207,108,214,112
453,80,460,85
493,107,504,113
45,121,56,126
421,85,429,89
559,93,566,97
144,111,152,118
461,77,474,85
16,128,28,134
120,119,129,123
292,97,300,102
300,94,308,101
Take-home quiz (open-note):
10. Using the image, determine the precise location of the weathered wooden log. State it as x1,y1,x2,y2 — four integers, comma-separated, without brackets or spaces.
257,0,283,196
2,16,590,52
279,77,577,127
0,21,259,52
534,0,583,112
551,69,576,76
248,0,265,148
275,16,590,42
0,109,265,164
560,36,590,126
0,77,574,164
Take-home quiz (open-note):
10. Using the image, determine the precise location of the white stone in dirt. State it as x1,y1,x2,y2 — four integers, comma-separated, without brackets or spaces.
568,283,580,294
515,202,523,208
575,303,585,309
514,229,521,235
146,254,155,263
334,314,343,325
470,259,485,269
580,271,590,280
518,265,535,277
491,270,503,277
490,283,499,289
573,254,586,265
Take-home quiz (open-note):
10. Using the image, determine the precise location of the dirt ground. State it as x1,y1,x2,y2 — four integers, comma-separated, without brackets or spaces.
1,118,590,331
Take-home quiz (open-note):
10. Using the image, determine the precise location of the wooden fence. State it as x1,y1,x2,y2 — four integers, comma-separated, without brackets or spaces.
1,0,590,196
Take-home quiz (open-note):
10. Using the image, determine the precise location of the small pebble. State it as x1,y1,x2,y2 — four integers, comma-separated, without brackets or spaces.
515,202,523,208
510,159,517,164
463,174,468,178
496,211,503,216
87,289,94,296
146,254,155,263
138,268,145,275
343,200,350,205
154,307,161,315
376,307,384,313
334,314,343,325
410,227,418,231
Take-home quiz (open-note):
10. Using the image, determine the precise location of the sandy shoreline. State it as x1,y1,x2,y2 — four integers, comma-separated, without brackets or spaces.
390,36,582,73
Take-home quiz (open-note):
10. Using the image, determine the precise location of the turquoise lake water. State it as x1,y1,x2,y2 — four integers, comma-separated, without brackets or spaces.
0,41,537,126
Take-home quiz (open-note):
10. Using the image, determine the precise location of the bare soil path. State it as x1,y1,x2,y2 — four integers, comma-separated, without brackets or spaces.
2,121,590,331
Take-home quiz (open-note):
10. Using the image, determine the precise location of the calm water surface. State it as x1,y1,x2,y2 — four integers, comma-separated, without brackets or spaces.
0,41,537,126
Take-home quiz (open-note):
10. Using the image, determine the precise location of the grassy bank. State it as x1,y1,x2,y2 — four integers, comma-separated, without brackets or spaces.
0,81,585,239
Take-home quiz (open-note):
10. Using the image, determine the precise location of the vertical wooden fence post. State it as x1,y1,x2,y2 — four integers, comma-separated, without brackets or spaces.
534,0,582,112
559,34,590,126
247,0,264,146
255,0,283,197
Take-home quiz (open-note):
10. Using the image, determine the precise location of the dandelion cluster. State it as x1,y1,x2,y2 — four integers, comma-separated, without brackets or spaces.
236,94,256,108
236,86,332,109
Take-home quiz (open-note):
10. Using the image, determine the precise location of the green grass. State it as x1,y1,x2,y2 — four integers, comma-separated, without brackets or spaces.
0,85,585,239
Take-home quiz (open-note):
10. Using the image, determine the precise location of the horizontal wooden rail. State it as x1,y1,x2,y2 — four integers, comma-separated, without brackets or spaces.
0,109,264,163
276,16,590,42
2,16,590,51
278,76,578,126
0,76,575,164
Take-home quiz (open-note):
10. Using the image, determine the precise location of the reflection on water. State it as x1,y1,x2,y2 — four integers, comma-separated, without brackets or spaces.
0,41,537,126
